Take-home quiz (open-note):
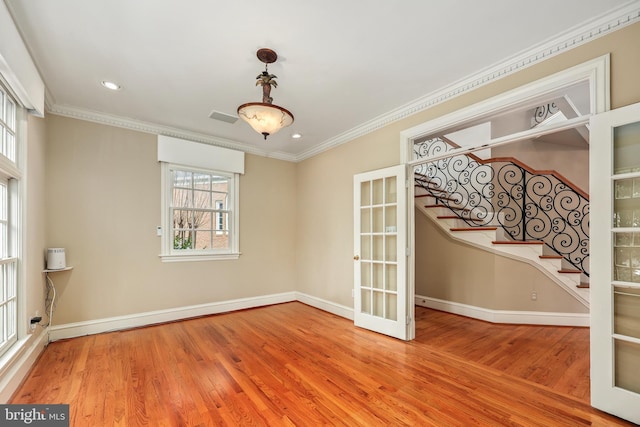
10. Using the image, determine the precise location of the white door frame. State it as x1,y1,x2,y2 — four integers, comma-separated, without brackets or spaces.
398,55,609,359
400,54,610,310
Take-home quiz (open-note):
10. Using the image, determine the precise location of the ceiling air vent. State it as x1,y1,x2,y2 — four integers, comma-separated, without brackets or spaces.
208,110,239,124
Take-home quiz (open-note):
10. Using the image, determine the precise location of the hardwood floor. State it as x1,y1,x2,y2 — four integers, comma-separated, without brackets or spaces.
10,302,634,426
414,307,591,401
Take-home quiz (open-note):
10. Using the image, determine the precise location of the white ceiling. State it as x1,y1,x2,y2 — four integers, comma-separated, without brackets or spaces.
4,0,636,160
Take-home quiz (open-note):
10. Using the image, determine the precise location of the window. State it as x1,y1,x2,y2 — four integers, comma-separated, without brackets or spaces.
158,135,244,262
171,167,230,250
0,82,19,357
161,164,239,261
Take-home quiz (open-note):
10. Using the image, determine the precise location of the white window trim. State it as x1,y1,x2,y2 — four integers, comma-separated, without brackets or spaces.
159,162,240,262
0,81,23,361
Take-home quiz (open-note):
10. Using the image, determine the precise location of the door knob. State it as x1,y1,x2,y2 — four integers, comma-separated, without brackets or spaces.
354,255,360,260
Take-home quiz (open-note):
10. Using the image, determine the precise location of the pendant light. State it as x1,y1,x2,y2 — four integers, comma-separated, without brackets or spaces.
237,48,294,140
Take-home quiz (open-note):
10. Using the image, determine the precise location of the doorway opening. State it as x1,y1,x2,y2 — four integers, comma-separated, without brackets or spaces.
400,54,609,334
397,53,609,402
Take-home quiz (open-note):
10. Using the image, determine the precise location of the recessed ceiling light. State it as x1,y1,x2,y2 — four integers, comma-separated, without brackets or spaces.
292,133,302,139
101,80,121,91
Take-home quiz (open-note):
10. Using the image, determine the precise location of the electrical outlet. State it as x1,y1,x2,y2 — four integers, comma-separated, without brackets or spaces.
531,291,537,301
29,316,42,332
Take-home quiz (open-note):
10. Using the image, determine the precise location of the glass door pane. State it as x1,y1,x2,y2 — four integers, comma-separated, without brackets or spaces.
359,176,398,321
612,121,640,397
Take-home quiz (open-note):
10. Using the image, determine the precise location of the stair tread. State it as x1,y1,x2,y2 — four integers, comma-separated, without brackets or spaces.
577,283,590,288
558,269,582,274
423,203,472,210
415,181,439,186
539,255,563,259
491,240,544,245
437,215,484,222
421,195,457,202
450,227,498,231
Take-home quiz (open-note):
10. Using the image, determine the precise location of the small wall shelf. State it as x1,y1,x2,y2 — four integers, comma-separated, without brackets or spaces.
43,267,73,273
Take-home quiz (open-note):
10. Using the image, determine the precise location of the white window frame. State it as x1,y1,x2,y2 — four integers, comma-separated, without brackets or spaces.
0,80,22,359
160,163,240,262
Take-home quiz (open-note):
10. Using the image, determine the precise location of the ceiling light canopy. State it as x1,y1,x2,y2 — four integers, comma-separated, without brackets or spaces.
237,48,294,140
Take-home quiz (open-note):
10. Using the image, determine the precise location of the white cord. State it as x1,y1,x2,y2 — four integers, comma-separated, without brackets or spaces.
45,273,56,328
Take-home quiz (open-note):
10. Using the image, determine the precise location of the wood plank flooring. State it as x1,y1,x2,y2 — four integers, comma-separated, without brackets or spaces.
414,307,591,401
10,302,635,426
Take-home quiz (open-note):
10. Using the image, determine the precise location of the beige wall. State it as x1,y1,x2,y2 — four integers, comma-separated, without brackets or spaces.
296,22,640,310
45,115,297,324
295,122,405,306
493,139,590,193
24,115,47,329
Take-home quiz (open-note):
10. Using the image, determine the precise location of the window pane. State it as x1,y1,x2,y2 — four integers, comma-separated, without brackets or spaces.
194,230,213,249
173,209,192,228
172,188,191,208
193,189,211,209
172,170,192,188
193,173,211,191
173,230,193,250
196,211,213,230
5,98,14,131
213,230,229,249
5,133,14,162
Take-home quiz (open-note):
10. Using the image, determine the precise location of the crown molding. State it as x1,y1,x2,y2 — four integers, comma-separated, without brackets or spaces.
294,1,640,162
45,104,299,162
43,2,640,163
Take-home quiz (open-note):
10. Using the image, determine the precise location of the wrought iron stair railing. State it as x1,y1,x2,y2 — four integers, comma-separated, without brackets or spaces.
414,137,590,276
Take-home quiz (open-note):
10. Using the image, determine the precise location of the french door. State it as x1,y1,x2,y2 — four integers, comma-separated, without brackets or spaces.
353,165,410,340
591,101,640,424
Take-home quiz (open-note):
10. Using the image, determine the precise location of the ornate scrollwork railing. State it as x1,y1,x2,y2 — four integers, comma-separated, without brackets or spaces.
414,137,589,275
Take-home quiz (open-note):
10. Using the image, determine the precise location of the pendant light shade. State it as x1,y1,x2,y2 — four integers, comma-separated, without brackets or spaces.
237,48,294,140
237,102,294,140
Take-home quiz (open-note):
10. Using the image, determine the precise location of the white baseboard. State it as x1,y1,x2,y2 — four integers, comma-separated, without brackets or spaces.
295,292,354,320
416,295,590,327
0,330,49,403
43,290,590,342
49,292,297,341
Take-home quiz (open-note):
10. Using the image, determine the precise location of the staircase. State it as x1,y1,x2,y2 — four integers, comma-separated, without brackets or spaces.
414,136,590,308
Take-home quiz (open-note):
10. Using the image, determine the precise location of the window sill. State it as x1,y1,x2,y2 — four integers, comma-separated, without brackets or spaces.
159,252,241,262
